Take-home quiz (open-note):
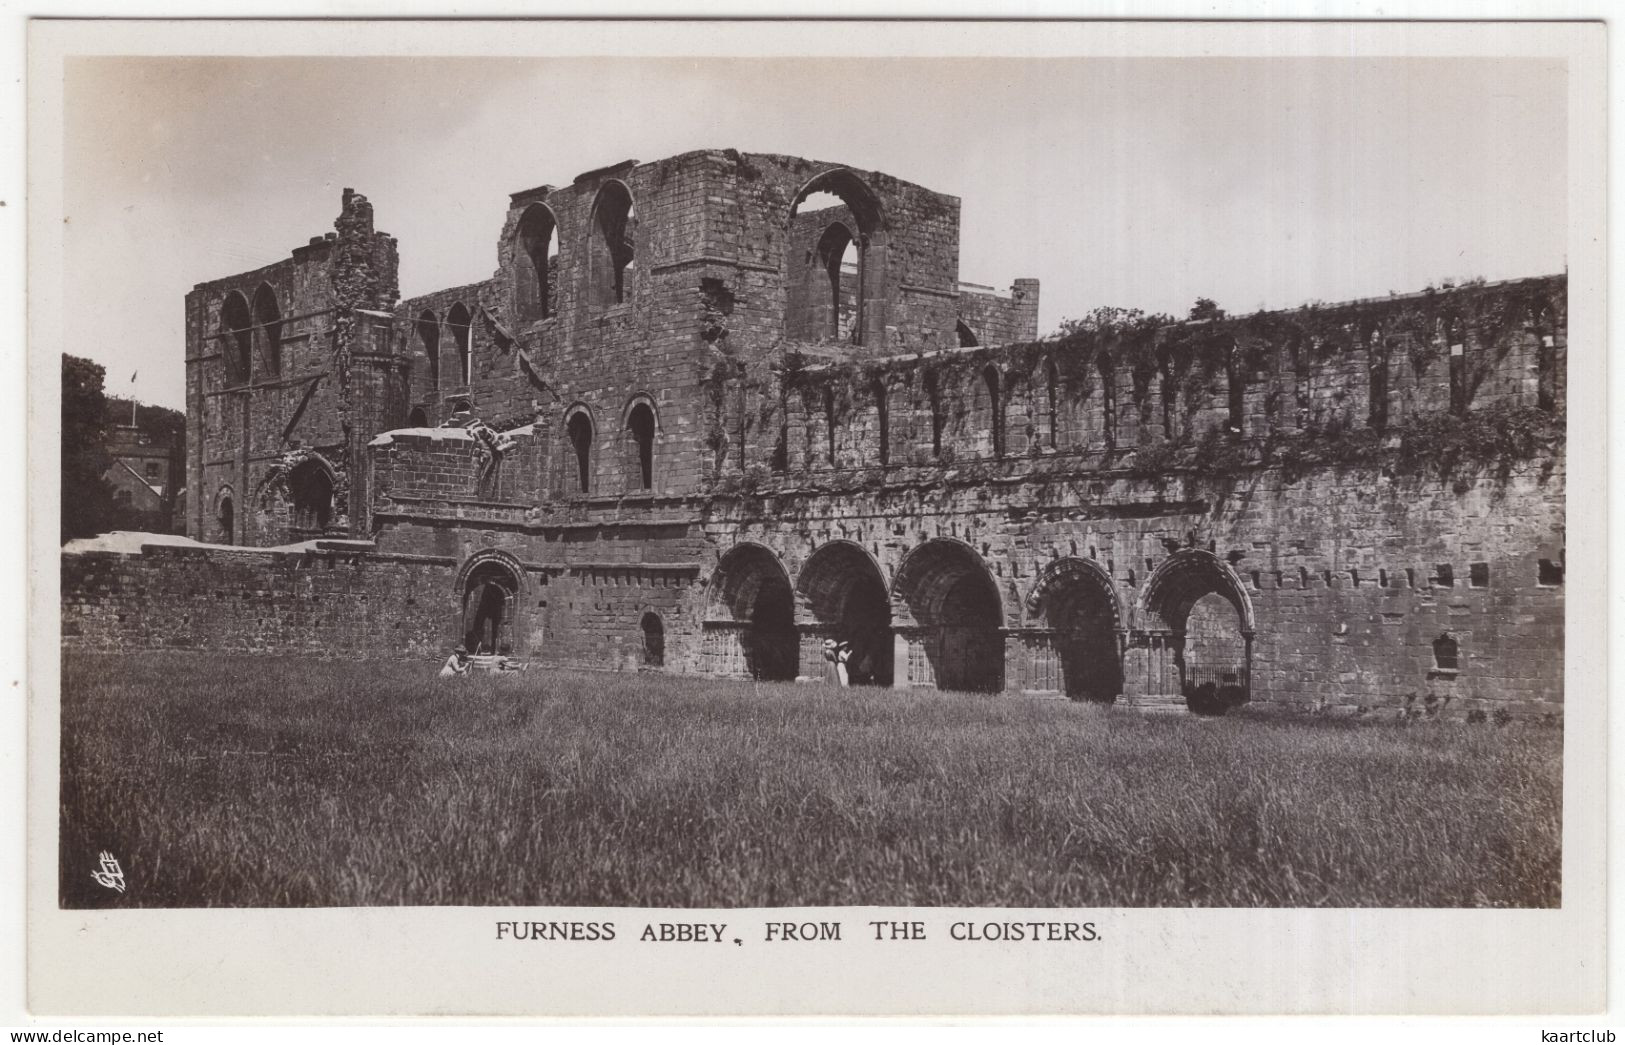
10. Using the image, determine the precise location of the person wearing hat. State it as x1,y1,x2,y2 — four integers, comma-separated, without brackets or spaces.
439,645,473,678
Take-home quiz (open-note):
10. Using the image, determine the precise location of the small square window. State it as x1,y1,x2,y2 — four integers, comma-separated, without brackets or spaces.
1469,562,1490,588
1432,564,1454,588
1538,559,1564,586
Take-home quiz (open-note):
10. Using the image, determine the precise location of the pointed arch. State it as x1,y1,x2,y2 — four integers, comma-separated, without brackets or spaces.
219,291,252,386
980,364,1005,458
1444,312,1469,415
213,484,237,544
287,457,336,532
956,319,979,348
1365,322,1391,431
588,180,636,308
870,376,890,467
446,302,472,385
415,310,441,393
251,283,282,379
785,168,887,346
813,221,859,341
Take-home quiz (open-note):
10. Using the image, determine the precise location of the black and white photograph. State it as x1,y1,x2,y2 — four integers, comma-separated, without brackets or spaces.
21,15,1608,1021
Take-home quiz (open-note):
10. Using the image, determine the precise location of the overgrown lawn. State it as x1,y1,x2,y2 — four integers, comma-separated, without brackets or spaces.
59,652,1561,908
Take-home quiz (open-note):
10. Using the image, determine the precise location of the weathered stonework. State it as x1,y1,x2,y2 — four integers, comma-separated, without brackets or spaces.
67,149,1565,718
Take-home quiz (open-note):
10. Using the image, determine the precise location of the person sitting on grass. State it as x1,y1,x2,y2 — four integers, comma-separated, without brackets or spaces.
439,645,472,678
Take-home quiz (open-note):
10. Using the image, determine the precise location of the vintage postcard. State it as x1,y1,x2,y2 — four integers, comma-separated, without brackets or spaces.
23,17,1607,1018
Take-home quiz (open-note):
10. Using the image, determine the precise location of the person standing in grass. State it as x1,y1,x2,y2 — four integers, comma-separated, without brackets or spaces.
823,637,854,686
439,645,472,678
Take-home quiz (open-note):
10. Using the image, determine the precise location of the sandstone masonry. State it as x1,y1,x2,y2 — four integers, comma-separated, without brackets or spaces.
63,149,1566,719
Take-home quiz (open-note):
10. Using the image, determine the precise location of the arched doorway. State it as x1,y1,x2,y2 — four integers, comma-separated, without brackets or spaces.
1141,550,1254,714
460,556,524,656
287,459,335,532
796,540,893,686
893,538,1004,693
215,490,235,544
1028,557,1123,701
705,543,797,681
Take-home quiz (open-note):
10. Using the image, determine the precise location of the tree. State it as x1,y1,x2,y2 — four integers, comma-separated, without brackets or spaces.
1052,305,1154,340
62,354,114,542
1189,298,1225,322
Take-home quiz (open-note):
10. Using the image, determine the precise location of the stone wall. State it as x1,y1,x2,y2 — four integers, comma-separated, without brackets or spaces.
113,151,1566,718
61,541,453,658
185,190,401,547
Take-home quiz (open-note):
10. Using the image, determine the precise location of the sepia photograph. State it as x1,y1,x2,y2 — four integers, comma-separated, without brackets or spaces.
24,15,1607,1019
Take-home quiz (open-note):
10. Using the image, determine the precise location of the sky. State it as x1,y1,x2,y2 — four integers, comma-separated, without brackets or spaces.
62,55,1566,410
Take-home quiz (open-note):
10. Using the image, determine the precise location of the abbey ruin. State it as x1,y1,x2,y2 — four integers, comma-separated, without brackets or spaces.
61,149,1567,717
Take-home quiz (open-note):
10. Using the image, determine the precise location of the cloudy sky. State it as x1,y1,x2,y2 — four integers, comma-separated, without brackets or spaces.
63,54,1565,409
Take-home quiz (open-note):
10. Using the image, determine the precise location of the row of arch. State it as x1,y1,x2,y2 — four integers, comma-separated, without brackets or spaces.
209,453,339,545
704,539,1253,700
768,299,1565,473
218,284,283,387
561,395,660,494
511,179,636,324
512,168,892,347
413,304,474,393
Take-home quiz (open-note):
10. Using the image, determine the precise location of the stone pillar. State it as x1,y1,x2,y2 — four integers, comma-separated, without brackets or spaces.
796,622,835,684
896,626,936,690
1016,628,1062,696
701,621,749,679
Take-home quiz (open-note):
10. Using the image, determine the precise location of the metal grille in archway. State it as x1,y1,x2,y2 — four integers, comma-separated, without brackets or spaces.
1141,550,1255,712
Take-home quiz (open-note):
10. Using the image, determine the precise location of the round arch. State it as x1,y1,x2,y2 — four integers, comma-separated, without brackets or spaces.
796,539,893,686
892,537,1005,693
622,396,659,492
562,401,597,494
454,549,529,657
1026,556,1123,702
1141,549,1254,713
785,169,889,348
1140,549,1255,635
705,543,798,682
787,168,886,235
213,484,237,544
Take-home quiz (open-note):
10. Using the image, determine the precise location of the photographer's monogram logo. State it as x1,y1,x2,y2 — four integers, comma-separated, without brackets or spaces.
91,851,126,893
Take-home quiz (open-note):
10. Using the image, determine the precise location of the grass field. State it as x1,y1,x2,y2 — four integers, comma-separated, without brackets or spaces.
59,651,1561,908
